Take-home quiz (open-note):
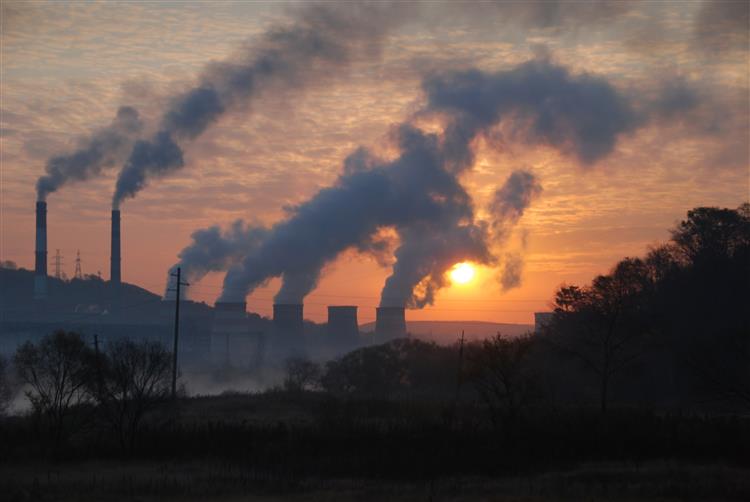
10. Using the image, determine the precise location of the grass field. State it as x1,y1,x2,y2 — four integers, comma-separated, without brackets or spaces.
2,393,749,501
3,460,749,501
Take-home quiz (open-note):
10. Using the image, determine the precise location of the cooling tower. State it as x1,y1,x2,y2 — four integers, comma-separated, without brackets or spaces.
273,303,304,337
327,305,359,340
110,209,121,285
33,201,48,299
375,306,406,339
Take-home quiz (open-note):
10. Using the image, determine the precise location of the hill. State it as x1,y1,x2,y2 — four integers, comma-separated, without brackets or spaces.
0,266,213,324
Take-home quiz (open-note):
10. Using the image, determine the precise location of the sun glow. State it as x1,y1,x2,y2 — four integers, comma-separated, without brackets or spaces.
449,262,476,285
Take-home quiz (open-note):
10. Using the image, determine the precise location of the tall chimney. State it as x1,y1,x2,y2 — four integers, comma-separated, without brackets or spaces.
33,201,48,299
327,305,359,342
110,209,121,285
375,306,406,339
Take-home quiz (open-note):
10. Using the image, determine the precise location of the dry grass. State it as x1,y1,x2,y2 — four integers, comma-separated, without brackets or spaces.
2,460,748,501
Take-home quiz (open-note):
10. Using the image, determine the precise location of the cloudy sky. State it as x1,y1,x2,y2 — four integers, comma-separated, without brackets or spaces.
2,1,747,324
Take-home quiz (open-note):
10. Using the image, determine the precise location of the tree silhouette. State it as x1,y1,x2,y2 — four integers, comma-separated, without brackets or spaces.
0,355,13,416
665,204,750,407
321,343,402,397
467,333,538,426
13,331,95,449
92,339,172,454
670,204,750,265
283,357,321,392
547,258,655,413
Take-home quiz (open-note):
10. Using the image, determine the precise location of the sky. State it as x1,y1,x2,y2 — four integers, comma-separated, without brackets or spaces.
1,1,748,325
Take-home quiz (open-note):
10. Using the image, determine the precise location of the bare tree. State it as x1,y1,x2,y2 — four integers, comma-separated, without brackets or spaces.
93,339,172,454
13,331,94,448
467,334,539,427
283,357,321,392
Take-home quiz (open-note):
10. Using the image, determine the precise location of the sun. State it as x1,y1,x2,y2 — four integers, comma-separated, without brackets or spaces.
449,262,475,285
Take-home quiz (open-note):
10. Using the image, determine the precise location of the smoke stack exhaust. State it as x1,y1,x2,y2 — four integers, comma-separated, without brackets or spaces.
327,305,359,341
110,209,121,285
375,306,406,339
34,201,48,299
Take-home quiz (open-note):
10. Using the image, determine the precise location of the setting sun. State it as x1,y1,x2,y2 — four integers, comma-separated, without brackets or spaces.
449,262,476,285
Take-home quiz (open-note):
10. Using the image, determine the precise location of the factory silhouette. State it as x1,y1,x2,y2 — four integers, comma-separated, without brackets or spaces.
13,200,423,372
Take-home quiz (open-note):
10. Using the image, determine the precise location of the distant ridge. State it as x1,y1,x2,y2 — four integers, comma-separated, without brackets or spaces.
360,320,533,343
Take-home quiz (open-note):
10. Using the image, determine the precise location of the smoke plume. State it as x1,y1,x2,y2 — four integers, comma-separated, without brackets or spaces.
378,58,633,306
379,220,492,308
488,170,542,244
379,169,541,307
499,252,525,291
165,220,268,300
180,57,678,308
490,171,541,293
219,123,477,303
36,107,142,201
112,2,412,208
422,58,639,165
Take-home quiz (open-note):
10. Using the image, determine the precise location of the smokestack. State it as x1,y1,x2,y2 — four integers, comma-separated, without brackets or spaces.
273,303,304,338
375,306,406,339
34,201,48,299
327,305,359,341
110,210,121,285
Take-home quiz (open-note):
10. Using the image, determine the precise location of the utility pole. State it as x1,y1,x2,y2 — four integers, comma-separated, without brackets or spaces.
168,267,189,400
74,250,83,279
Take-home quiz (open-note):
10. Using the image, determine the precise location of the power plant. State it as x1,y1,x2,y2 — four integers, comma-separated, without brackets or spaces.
14,203,420,368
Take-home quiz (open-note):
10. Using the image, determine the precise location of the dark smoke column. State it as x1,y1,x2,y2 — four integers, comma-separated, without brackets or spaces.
110,2,409,209
34,202,48,300
110,209,121,286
